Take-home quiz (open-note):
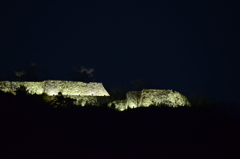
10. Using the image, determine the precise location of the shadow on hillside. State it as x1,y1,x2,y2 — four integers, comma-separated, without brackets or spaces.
0,89,240,158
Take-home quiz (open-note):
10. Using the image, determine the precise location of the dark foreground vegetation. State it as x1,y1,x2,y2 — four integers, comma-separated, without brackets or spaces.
0,90,240,158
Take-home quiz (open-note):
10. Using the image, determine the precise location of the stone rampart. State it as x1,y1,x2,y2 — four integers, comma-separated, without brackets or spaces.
0,80,110,96
0,81,192,110
108,89,191,111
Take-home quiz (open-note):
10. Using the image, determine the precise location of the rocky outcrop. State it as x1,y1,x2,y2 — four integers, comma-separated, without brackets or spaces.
108,89,191,111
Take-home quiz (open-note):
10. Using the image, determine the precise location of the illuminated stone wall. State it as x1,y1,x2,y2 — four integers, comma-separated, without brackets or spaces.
108,89,191,111
0,80,110,96
0,81,192,110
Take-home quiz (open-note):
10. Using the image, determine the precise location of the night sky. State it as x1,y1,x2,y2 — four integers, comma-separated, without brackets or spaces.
0,1,239,105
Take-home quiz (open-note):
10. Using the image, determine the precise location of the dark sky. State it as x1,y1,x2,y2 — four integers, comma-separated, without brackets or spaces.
0,0,239,104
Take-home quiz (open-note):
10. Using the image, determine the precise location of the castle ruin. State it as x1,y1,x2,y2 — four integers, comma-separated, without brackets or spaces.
0,80,110,96
0,80,191,110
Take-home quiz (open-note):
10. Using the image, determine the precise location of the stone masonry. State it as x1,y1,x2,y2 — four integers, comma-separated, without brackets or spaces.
0,81,191,110
0,80,110,96
108,89,191,111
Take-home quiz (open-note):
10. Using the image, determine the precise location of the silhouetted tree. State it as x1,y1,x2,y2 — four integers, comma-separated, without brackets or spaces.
13,62,39,81
14,70,26,81
15,85,28,95
72,66,95,82
50,92,76,108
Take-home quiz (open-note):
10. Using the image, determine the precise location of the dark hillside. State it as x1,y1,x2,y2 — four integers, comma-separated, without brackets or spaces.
0,91,239,158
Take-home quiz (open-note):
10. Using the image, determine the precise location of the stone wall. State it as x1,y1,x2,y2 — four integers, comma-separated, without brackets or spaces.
0,81,192,110
108,89,191,111
0,80,110,96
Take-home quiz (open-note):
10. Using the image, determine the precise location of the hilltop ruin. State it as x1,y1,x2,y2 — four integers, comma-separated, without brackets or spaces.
108,89,191,111
0,80,191,110
0,80,109,96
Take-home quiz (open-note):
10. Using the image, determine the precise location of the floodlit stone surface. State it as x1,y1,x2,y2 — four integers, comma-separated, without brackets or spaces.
0,80,109,96
108,89,191,111
0,81,44,95
126,91,141,109
108,99,128,111
0,81,191,110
